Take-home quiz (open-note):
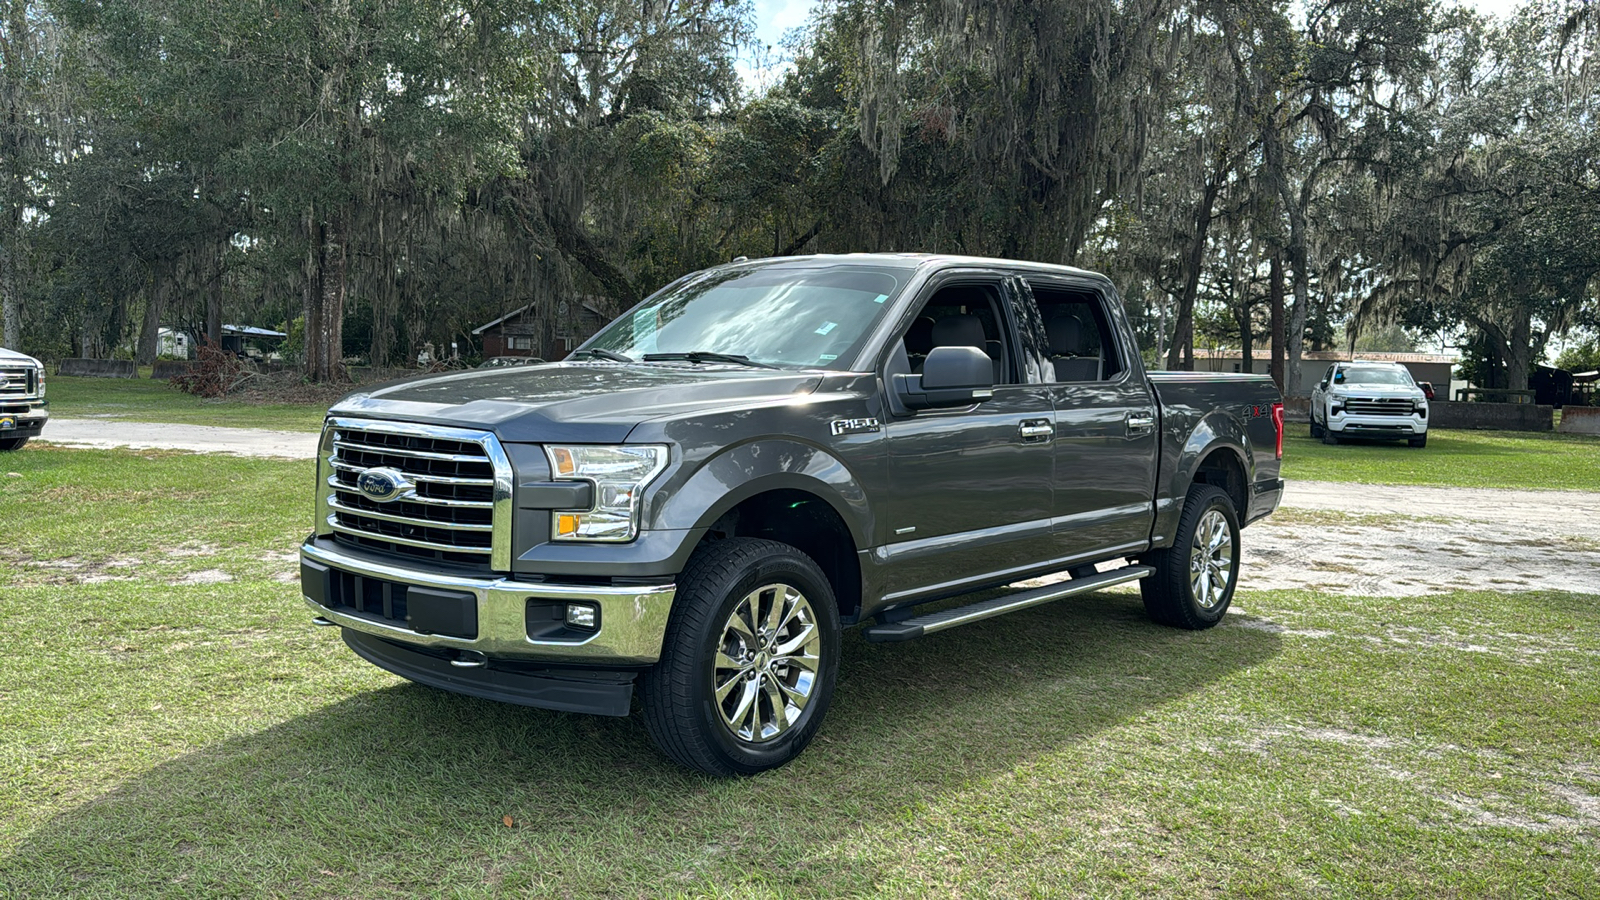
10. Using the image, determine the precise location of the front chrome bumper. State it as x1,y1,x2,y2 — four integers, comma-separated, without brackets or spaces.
1329,412,1425,435
300,538,676,666
0,401,47,435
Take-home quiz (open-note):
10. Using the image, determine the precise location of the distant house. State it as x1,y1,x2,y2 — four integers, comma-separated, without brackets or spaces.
472,299,610,360
1189,348,1457,397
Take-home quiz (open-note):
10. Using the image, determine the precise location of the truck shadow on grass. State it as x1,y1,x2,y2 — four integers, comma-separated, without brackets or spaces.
4,590,1279,897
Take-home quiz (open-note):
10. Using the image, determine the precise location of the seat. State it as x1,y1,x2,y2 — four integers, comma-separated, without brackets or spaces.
931,314,1002,382
1047,315,1101,382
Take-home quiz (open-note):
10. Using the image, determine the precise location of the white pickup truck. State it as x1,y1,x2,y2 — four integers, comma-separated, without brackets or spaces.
0,347,48,451
1309,360,1429,448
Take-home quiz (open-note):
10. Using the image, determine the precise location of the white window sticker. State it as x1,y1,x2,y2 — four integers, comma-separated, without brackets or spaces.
814,321,838,335
820,354,839,362
873,294,889,304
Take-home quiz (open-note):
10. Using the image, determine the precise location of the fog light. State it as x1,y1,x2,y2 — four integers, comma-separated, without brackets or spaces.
565,603,599,630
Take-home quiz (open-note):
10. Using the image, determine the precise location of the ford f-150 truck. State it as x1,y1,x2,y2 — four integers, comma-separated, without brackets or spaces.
300,254,1284,774
0,347,48,450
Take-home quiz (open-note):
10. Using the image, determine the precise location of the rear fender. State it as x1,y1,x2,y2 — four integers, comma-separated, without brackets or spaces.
1154,412,1253,544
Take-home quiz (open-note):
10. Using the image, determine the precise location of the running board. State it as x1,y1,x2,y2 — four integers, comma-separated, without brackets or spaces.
860,565,1154,643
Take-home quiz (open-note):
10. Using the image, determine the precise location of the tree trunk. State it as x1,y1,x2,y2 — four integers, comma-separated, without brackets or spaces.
205,243,223,347
1239,301,1253,373
0,243,18,350
305,214,349,382
1269,252,1285,391
1164,164,1225,372
1502,310,1535,392
136,269,169,367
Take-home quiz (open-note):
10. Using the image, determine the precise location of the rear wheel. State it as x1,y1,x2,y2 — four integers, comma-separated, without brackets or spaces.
641,537,840,776
1140,485,1240,630
0,437,28,451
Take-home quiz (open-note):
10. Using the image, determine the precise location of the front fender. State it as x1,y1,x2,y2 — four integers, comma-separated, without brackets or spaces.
648,438,873,550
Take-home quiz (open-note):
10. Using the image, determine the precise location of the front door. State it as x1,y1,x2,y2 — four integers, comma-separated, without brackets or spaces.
879,274,1058,603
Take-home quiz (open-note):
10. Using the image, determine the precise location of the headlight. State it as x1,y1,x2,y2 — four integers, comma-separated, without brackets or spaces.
35,366,45,397
543,444,669,542
1414,398,1428,416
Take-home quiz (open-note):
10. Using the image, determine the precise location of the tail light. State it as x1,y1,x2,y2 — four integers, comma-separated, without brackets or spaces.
1271,402,1284,459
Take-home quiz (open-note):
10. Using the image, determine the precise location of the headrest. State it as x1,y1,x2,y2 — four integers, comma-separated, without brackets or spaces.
906,316,935,354
1046,315,1087,356
932,314,986,349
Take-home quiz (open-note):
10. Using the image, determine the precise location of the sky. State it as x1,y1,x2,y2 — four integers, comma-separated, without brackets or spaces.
743,0,1531,55
749,0,817,50
738,0,1532,91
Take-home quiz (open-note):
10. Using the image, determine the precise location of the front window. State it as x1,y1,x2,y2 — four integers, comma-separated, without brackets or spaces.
582,263,908,369
1338,365,1415,387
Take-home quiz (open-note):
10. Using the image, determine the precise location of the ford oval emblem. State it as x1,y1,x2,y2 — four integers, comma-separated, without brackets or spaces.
356,467,414,503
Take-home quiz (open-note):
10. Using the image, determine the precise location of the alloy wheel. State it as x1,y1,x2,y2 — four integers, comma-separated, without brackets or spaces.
713,583,823,743
1188,509,1233,609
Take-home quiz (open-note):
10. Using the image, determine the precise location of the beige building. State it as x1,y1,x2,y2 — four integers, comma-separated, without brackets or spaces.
1187,349,1457,397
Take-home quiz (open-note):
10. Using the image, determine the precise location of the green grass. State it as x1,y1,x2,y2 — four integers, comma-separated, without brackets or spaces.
43,375,329,432
3,445,1598,897
1282,427,1600,491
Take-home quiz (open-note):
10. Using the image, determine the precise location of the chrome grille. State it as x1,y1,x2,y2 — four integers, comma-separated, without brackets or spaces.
0,366,34,398
323,420,509,567
1343,397,1414,416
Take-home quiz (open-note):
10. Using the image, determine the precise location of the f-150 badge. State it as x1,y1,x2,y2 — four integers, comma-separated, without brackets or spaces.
830,417,881,436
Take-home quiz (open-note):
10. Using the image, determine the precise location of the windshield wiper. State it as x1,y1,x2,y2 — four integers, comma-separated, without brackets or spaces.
642,351,777,369
575,348,634,363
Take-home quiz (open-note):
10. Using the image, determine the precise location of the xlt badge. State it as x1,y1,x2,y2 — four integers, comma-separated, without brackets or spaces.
830,417,881,436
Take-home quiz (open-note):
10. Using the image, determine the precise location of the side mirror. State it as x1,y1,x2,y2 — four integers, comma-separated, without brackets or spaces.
894,345,995,411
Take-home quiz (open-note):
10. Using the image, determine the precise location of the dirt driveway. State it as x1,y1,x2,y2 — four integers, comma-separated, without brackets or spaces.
36,419,1600,597
1252,480,1600,596
39,417,319,459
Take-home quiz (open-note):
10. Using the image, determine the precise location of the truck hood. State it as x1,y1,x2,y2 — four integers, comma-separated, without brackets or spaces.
0,347,42,366
329,361,824,443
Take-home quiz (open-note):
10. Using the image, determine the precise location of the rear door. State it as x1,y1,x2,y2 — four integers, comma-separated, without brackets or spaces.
1017,276,1159,560
878,270,1058,602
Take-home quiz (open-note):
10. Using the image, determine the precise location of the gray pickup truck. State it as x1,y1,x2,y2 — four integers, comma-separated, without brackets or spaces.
300,254,1284,774
0,347,49,451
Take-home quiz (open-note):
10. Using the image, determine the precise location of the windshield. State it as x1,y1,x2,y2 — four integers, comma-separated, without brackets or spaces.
581,264,907,369
1339,365,1415,387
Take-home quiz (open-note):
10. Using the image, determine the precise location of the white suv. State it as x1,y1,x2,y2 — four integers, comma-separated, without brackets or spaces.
1310,360,1429,448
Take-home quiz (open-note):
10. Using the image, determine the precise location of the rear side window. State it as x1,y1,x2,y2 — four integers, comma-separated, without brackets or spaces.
1026,284,1123,382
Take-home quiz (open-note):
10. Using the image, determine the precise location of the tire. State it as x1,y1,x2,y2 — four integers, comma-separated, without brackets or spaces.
1322,429,1340,445
1139,485,1241,630
0,437,28,451
1309,413,1324,439
1409,434,1427,448
640,537,841,776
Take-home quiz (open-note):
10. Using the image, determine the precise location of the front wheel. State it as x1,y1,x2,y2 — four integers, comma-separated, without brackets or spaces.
1139,485,1241,630
1409,434,1427,448
640,537,840,776
1309,413,1324,438
1322,429,1340,445
0,437,28,451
